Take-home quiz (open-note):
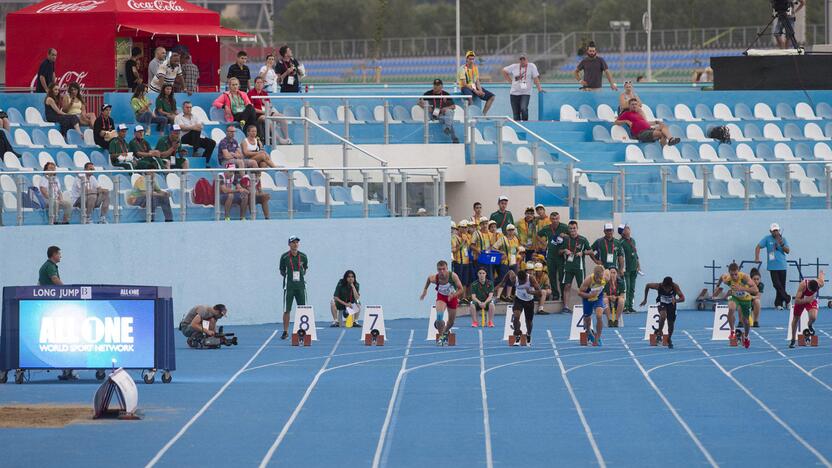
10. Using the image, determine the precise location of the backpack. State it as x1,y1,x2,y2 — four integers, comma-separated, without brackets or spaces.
707,125,731,144
192,178,214,205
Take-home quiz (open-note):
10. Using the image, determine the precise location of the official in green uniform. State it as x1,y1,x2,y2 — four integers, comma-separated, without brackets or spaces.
618,224,639,312
279,235,309,340
489,195,514,232
38,245,63,286
155,125,190,169
592,223,624,270
560,220,593,313
537,211,568,301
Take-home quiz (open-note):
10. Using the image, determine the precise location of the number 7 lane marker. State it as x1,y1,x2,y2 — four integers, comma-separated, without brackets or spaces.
684,331,832,468
615,330,718,468
547,330,607,468
259,330,346,468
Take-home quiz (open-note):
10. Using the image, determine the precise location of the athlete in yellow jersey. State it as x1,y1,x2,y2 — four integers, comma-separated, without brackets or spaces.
451,221,462,278
714,262,758,348
578,265,610,346
471,216,492,282
493,223,521,299
517,207,537,262
487,220,507,289
458,220,473,300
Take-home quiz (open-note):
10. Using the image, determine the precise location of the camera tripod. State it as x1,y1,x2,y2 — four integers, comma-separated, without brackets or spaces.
744,10,800,54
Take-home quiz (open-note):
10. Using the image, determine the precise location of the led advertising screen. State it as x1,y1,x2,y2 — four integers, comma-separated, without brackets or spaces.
18,300,155,369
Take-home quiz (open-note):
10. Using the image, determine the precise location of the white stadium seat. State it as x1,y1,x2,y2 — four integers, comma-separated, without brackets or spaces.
662,145,687,162
725,123,751,142
753,103,779,121
804,123,830,141
763,123,788,142
596,104,617,122
773,142,798,161
794,102,821,120
25,107,55,127
611,125,636,143
625,145,650,163
699,145,723,162
47,129,75,148
674,104,700,122
559,104,586,122
14,129,44,149
640,104,656,121
814,142,832,160
713,103,740,121
686,125,710,142
192,106,219,125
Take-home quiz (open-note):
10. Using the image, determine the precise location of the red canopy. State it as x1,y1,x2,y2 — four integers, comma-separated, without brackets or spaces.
6,0,253,89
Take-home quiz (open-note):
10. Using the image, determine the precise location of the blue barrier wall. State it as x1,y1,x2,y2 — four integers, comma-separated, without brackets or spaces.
0,217,450,325
624,210,830,310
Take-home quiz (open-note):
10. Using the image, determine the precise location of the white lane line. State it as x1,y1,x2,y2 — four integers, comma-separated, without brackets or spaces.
730,353,827,375
259,330,346,468
146,328,279,468
479,330,494,468
752,330,832,392
547,330,607,468
372,330,415,468
811,363,832,376
615,330,719,468
648,350,772,375
684,330,832,468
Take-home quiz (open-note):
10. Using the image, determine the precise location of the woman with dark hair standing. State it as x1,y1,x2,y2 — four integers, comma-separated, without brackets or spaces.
275,45,304,93
44,83,80,136
330,270,361,328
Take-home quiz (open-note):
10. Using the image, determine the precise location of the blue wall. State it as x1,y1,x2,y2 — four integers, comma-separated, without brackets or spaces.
0,217,450,325
624,209,830,309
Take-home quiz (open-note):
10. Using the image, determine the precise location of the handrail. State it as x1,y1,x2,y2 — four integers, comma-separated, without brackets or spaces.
614,160,832,167
251,94,473,100
0,166,446,177
472,115,581,162
265,115,389,166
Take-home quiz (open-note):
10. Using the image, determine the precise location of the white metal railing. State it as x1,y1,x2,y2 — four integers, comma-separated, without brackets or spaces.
0,165,448,226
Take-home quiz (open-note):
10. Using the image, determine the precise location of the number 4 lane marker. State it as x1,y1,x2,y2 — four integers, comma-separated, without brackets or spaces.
684,331,832,467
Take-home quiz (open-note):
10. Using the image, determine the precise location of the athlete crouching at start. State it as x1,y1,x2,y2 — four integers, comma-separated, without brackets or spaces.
790,271,825,348
420,260,464,346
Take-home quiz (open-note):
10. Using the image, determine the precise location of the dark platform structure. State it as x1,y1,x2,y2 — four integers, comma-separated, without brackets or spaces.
712,54,832,90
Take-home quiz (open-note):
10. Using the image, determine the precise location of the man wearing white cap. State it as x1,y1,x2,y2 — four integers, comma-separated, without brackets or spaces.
490,195,514,233
108,123,135,171
279,236,308,340
618,223,639,313
755,223,791,310
129,125,165,170
593,223,624,271
156,124,190,169
501,53,543,121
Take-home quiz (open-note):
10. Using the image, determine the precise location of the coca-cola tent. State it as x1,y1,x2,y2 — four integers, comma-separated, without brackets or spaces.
6,0,253,90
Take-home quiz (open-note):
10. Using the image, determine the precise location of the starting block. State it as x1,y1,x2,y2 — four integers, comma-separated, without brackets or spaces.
365,328,385,346
508,333,528,347
799,329,819,347
649,333,669,347
291,329,312,347
729,330,743,347
579,331,596,346
435,332,456,346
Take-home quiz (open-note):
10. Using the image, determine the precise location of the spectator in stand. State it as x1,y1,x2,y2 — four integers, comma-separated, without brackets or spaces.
129,125,165,170
574,42,617,92
149,52,183,94
227,50,251,92
258,54,279,93
218,162,250,221
242,172,271,220
175,101,216,162
39,162,72,224
618,80,640,114
213,77,257,128
62,82,96,127
490,195,514,233
615,98,680,146
248,76,291,144
419,78,459,143
457,51,495,115
131,84,167,135
156,125,189,170
108,124,135,170
92,103,116,150
218,125,257,169
242,124,278,168
181,53,199,95
36,48,57,93
502,53,543,121
275,45,303,93
0,108,10,132
71,162,110,224
155,84,178,125
44,83,80,136
127,172,173,222
147,47,166,84
125,47,143,92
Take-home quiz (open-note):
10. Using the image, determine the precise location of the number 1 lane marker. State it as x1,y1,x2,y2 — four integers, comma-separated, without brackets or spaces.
684,331,831,468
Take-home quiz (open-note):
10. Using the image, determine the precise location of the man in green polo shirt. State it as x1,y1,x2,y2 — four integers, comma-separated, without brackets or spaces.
489,195,514,232
129,125,165,170
559,220,594,313
155,125,190,169
537,211,568,301
469,267,495,327
592,223,624,271
38,245,63,286
279,235,308,340
618,223,640,312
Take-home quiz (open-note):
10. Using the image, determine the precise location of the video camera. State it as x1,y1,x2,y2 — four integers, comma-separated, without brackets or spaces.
770,0,794,14
187,326,238,349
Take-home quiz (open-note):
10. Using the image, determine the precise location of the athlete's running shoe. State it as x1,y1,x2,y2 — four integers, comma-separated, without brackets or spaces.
281,331,289,340
753,322,760,328
487,321,494,328
471,322,479,327
667,339,674,349
743,337,750,349
809,325,815,334
596,338,602,347
729,330,735,340
789,339,796,348
587,330,595,344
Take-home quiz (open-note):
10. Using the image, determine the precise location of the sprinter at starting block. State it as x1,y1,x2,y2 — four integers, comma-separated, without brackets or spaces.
421,260,464,346
790,271,825,348
715,263,757,349
640,276,685,349
577,265,609,346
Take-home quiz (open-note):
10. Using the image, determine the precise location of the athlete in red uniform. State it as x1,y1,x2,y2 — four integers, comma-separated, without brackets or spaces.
420,260,464,344
789,271,825,348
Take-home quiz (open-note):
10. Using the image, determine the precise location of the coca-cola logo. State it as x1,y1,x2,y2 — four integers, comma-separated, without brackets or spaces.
29,71,89,90
126,0,184,11
36,1,105,13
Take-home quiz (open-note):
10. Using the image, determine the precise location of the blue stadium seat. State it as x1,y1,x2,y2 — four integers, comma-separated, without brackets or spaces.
592,126,612,143
744,124,764,140
817,102,832,120
7,108,24,125
21,152,39,169
735,103,754,120
31,129,52,148
775,103,796,119
55,151,74,168
578,104,599,121
783,123,808,141
694,104,715,120
656,104,675,121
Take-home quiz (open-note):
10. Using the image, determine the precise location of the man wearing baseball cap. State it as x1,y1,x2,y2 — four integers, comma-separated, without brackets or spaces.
490,195,514,233
457,50,496,115
156,124,190,169
108,123,135,170
592,223,624,271
279,236,309,340
92,103,115,150
420,78,459,143
129,125,165,170
755,223,791,310
501,53,543,121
